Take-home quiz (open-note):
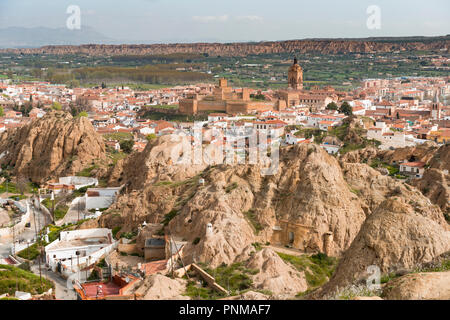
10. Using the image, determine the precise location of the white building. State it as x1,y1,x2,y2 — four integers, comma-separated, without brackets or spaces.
399,162,426,178
45,228,117,275
320,143,341,155
84,187,121,210
285,132,306,145
367,121,408,150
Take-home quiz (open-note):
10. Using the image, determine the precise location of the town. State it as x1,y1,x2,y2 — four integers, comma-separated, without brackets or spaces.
0,57,448,300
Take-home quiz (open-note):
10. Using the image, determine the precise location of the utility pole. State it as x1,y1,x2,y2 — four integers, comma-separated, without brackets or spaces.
51,191,55,224
12,218,15,256
32,195,42,287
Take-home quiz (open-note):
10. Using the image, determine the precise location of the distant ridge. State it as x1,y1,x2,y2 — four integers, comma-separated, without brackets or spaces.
0,26,113,48
0,35,448,56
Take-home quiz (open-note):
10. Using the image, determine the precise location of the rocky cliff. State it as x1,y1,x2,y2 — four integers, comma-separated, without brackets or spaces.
2,37,448,56
410,145,449,217
79,133,450,299
309,197,449,299
0,112,106,183
97,135,448,271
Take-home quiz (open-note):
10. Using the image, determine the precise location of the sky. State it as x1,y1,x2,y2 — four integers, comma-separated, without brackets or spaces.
0,0,449,43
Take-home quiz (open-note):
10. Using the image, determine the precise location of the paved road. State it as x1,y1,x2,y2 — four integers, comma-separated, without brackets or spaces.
56,197,86,226
0,201,51,258
30,264,77,300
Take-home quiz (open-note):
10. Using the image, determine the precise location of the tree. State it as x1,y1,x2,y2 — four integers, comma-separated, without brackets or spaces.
326,102,338,110
52,102,62,111
339,102,353,116
0,106,4,117
70,97,91,116
78,111,88,117
15,176,28,195
146,134,157,141
120,140,135,154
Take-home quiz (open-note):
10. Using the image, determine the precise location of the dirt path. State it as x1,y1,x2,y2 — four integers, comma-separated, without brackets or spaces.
264,245,307,257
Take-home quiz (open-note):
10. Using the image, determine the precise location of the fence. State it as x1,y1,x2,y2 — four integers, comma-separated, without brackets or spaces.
0,200,31,240
59,241,119,277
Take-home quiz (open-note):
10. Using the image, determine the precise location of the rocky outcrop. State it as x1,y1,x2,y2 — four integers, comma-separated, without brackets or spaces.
98,134,209,232
99,138,448,273
134,274,189,300
87,133,450,302
341,143,439,165
3,37,448,56
377,143,439,165
0,111,106,183
167,143,369,268
411,145,450,217
382,272,450,300
108,134,208,190
340,147,378,164
342,162,447,224
412,168,449,216
246,249,308,298
238,291,270,300
311,197,450,298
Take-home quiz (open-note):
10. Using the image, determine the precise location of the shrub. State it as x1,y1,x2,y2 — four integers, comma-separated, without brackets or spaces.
112,226,121,239
162,209,179,226
225,182,238,194
244,210,263,235
277,252,338,288
87,269,100,281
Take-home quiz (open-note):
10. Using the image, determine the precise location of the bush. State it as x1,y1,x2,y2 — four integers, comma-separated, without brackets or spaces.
120,230,138,240
112,226,121,239
192,237,201,245
277,252,338,288
120,140,135,154
244,210,263,235
225,182,238,194
87,269,100,281
162,209,179,226
204,262,255,295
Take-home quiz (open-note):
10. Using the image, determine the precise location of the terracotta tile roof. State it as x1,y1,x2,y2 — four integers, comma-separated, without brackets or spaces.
401,162,426,168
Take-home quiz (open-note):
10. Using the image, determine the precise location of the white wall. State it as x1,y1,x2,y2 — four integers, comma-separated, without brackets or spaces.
85,197,114,210
0,201,31,240
58,176,98,189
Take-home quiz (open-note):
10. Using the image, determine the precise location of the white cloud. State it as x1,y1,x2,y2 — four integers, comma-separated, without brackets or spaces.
236,15,263,22
192,15,229,23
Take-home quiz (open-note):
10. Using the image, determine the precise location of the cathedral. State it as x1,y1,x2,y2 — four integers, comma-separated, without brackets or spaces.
179,58,337,115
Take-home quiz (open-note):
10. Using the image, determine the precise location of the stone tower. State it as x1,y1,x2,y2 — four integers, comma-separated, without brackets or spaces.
431,91,442,120
288,57,303,90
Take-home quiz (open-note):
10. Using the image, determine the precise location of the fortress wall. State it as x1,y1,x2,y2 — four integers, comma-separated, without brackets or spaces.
197,100,227,112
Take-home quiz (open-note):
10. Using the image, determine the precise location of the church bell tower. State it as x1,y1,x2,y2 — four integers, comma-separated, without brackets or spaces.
431,91,442,120
288,57,303,90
